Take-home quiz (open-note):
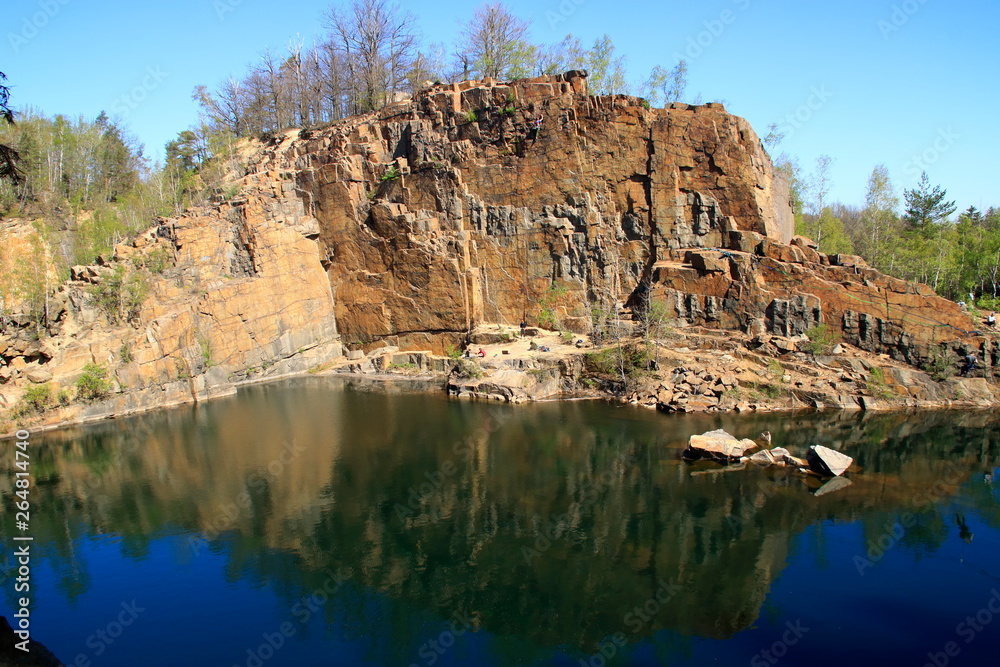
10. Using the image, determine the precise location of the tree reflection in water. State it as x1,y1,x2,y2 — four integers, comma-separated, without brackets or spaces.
8,376,1000,664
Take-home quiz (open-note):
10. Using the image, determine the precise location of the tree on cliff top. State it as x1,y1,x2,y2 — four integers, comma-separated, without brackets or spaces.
458,2,533,80
645,60,687,106
0,71,22,185
325,0,418,113
853,164,900,271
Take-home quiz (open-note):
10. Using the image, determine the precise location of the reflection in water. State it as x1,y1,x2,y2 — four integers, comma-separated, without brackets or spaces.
5,376,1000,665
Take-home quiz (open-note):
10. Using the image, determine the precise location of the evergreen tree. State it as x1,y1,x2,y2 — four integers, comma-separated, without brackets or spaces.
902,172,956,238
0,71,21,185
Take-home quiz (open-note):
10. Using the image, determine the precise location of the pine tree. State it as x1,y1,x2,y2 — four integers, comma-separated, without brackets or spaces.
0,71,22,184
902,172,956,238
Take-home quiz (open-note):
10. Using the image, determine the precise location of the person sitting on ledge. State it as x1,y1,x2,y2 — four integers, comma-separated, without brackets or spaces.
477,348,486,358
988,312,996,326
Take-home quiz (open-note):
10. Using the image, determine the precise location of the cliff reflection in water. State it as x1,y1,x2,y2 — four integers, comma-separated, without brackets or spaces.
18,376,1000,655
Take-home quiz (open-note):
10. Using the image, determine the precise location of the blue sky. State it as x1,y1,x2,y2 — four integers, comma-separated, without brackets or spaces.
3,0,998,210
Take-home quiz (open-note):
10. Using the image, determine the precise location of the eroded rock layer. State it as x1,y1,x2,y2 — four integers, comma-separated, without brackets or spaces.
249,70,793,349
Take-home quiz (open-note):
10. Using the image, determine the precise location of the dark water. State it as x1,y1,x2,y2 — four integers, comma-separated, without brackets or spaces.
2,376,1000,667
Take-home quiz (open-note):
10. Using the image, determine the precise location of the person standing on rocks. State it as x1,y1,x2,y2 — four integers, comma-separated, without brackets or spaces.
960,352,978,377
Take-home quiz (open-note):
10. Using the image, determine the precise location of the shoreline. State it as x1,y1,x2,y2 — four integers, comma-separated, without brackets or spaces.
4,358,999,441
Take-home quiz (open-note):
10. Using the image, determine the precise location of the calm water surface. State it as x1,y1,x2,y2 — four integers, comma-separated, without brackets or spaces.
2,376,1000,666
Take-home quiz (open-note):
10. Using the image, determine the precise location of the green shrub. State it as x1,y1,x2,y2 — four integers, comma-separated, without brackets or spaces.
75,363,113,402
380,165,400,182
923,348,955,382
584,345,652,377
561,331,576,345
537,308,557,330
389,362,418,370
198,336,214,368
463,109,479,123
143,247,172,274
120,342,133,363
454,359,484,379
641,99,651,110
445,345,463,360
18,384,54,415
88,265,149,326
750,383,782,400
801,323,837,356
865,367,894,399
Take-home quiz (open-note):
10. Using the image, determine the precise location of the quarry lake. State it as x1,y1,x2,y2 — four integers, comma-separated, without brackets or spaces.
5,376,1000,666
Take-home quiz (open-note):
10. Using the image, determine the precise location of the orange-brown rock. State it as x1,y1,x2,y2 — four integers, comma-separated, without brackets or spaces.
1,70,993,426
649,232,985,368
246,70,793,348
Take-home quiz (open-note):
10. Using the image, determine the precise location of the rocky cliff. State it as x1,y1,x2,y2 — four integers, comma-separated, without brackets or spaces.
0,70,993,426
263,70,794,349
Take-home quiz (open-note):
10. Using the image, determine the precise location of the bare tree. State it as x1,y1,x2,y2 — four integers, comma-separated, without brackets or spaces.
324,0,417,113
458,2,532,80
536,35,585,76
809,155,833,245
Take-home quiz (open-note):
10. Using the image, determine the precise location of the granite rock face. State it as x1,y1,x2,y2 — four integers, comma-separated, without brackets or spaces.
246,71,793,350
649,234,984,369
0,71,990,423
2,155,342,421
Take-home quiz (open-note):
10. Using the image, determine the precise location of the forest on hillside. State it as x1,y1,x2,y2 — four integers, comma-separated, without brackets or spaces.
1,0,998,336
